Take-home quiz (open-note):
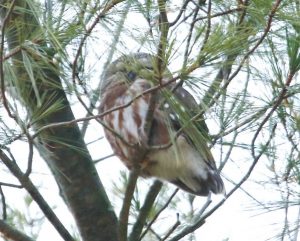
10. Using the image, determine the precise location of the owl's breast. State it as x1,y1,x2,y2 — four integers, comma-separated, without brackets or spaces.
99,78,171,169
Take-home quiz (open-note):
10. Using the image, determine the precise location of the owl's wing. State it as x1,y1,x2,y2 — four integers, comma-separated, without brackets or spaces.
162,85,216,166
173,86,209,137
162,84,226,195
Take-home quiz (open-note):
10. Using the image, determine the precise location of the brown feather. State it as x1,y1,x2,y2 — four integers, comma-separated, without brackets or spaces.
99,53,225,196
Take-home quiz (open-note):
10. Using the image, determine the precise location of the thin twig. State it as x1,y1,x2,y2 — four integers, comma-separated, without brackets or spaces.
167,218,205,241
168,124,277,241
224,0,283,96
183,4,200,65
200,0,212,52
80,0,131,137
224,176,273,212
142,0,170,142
0,186,7,220
2,46,22,61
72,0,126,82
281,182,291,241
251,70,294,159
119,4,171,239
192,7,244,23
0,182,22,188
169,0,192,27
32,74,181,139
85,136,104,145
72,0,125,86
93,153,115,163
156,0,170,82
71,0,127,118
149,227,163,241
139,188,179,241
161,213,180,241
194,192,212,220
24,133,34,177
218,130,238,171
281,117,300,153
292,205,300,241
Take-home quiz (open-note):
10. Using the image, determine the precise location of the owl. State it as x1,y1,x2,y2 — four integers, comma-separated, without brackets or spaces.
99,53,225,196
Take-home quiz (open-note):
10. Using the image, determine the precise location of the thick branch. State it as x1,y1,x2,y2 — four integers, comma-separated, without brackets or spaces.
0,220,34,241
1,1,119,241
129,180,163,241
119,167,141,241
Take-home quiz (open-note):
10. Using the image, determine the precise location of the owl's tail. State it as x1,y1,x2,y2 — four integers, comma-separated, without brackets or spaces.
171,166,225,196
148,139,225,196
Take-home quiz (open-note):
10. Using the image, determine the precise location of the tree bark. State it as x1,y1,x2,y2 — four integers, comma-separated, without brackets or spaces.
0,1,119,241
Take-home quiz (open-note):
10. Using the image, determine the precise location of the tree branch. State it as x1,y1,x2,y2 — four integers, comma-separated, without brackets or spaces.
119,4,171,238
1,1,119,240
169,0,193,27
81,0,131,137
119,167,141,241
252,70,294,159
32,74,182,139
200,3,250,108
0,182,22,188
161,213,180,241
139,188,179,241
72,0,126,86
183,3,200,66
0,186,7,220
129,180,163,241
93,153,115,164
0,0,17,120
0,150,74,241
0,220,34,241
24,133,34,177
168,124,278,241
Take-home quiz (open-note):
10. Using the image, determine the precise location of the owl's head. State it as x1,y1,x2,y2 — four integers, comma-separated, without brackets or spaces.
100,53,172,93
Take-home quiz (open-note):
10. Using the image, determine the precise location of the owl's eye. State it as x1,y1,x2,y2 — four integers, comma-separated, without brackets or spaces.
127,71,136,81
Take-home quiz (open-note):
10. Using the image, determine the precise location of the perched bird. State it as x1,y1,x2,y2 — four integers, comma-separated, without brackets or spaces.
99,53,225,196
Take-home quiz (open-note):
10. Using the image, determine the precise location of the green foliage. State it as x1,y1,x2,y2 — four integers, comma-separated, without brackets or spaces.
0,1,300,241
286,30,300,73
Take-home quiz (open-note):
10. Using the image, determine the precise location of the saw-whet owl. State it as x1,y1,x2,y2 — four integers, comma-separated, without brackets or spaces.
99,53,225,196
